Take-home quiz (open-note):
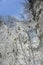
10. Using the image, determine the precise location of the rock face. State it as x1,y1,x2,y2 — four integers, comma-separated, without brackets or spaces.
0,19,43,65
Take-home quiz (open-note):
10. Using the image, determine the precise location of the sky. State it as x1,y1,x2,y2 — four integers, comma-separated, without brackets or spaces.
0,0,24,18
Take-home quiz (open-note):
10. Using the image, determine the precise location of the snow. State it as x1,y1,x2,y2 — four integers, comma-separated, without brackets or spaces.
0,19,43,65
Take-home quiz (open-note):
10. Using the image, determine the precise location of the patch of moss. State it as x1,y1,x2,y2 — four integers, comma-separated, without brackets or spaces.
10,64,12,65
13,38,17,43
0,53,2,58
14,38,17,41
18,26,21,30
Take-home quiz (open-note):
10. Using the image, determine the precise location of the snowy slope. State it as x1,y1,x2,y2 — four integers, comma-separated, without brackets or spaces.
0,17,43,65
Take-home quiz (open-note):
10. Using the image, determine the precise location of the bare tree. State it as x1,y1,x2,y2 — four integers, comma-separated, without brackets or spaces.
23,0,43,21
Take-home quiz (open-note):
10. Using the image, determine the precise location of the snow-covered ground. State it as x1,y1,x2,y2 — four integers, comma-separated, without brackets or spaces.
0,19,43,65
